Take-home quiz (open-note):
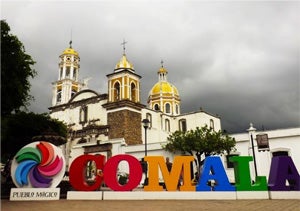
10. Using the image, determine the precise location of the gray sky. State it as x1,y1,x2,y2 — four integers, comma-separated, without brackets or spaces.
2,0,300,133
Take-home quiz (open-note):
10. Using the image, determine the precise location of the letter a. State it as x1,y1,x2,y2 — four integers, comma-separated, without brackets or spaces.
268,156,300,191
196,156,235,191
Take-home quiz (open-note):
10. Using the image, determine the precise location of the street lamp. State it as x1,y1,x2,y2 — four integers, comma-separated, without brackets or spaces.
142,118,150,186
247,123,258,178
142,118,150,156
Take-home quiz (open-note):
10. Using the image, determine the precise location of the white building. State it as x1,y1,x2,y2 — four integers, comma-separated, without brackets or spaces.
49,43,221,175
50,43,299,185
226,124,300,183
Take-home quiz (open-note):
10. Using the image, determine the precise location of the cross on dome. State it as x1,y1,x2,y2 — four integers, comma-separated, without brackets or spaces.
121,39,127,55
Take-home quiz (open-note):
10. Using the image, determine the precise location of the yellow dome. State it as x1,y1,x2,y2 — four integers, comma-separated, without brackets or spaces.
62,48,79,56
150,81,179,96
115,54,134,70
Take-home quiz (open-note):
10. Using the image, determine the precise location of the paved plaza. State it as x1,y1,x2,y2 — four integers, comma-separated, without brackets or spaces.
2,199,300,211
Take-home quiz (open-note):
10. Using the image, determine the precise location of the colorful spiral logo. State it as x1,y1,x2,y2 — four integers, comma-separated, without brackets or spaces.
11,141,65,188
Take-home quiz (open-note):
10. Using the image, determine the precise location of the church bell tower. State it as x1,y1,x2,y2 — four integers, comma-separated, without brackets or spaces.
103,40,145,145
51,41,84,106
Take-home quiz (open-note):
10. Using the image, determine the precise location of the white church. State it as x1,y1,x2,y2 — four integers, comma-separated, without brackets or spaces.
49,43,300,184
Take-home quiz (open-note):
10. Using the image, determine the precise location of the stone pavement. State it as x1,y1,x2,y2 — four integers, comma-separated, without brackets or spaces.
1,199,300,211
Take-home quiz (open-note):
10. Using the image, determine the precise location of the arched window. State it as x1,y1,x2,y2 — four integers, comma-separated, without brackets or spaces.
73,68,77,80
176,104,179,114
66,67,70,78
56,90,62,103
165,119,170,132
165,103,171,114
113,82,120,101
272,149,289,157
154,104,160,111
272,151,289,157
146,113,152,128
210,119,214,130
78,138,87,144
60,68,63,79
71,89,77,97
80,106,88,123
226,153,240,168
130,83,136,102
179,119,187,132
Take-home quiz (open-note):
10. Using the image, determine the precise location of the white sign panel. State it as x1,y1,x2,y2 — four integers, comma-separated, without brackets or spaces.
10,188,60,201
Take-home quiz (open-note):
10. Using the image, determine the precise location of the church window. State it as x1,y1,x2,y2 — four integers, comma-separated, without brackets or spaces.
154,104,160,111
179,119,187,132
165,103,171,114
272,150,289,157
113,82,120,101
80,106,88,123
165,119,170,132
56,90,62,103
73,68,77,80
146,113,152,128
71,89,77,97
60,68,63,79
130,83,136,102
78,138,87,144
66,67,70,78
176,104,179,114
210,119,214,130
226,153,240,168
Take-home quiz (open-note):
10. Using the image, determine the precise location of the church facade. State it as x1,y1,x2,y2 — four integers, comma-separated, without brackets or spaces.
49,43,300,187
49,43,221,173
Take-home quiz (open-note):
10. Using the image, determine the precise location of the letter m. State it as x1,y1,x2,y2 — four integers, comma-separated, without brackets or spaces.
144,156,195,191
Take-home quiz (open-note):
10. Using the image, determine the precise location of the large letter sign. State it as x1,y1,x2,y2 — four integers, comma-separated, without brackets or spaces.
196,156,235,191
268,156,300,191
144,156,195,191
10,141,300,201
104,154,142,191
69,154,105,191
229,156,267,191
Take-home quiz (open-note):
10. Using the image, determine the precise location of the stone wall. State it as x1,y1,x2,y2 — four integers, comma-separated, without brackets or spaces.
108,109,142,145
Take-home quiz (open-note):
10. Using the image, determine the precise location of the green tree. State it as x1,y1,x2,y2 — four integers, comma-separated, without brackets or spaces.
1,112,67,162
1,20,36,116
162,125,236,172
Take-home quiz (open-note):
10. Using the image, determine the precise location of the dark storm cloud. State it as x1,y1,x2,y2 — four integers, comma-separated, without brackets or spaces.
2,1,299,133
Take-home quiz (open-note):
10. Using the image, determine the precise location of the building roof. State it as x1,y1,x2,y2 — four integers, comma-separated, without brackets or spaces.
150,81,179,96
115,54,134,71
62,47,79,56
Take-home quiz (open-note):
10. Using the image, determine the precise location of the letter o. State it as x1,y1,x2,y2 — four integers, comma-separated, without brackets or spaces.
104,154,142,191
69,154,105,191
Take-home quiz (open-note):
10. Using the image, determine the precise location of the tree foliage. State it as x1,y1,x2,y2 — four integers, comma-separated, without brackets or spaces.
163,125,236,171
1,20,36,116
1,112,67,162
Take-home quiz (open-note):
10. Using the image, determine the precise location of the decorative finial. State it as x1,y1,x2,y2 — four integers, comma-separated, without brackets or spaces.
161,59,164,68
121,39,127,55
69,29,73,48
247,123,257,132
